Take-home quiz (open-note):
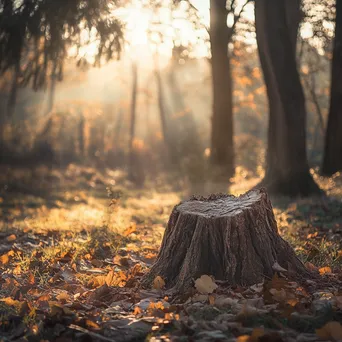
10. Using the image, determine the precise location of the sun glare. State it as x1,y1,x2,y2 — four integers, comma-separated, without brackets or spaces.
72,0,258,65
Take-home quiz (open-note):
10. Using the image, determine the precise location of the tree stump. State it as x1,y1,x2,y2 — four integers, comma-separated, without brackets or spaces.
141,188,309,292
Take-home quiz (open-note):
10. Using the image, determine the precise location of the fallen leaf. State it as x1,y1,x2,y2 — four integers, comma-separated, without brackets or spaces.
194,275,218,294
319,267,332,275
153,276,165,290
134,306,142,315
0,297,20,307
85,319,101,330
6,234,17,242
270,288,288,302
305,262,318,272
56,292,71,303
123,224,137,237
105,270,116,286
28,272,35,285
208,294,215,305
13,265,21,275
0,253,9,265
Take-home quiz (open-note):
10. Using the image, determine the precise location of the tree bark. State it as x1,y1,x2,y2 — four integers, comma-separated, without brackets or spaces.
255,0,321,196
141,188,309,292
322,0,342,176
209,0,234,181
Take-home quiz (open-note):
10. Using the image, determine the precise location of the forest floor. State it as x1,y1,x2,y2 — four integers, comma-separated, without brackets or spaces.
0,164,342,342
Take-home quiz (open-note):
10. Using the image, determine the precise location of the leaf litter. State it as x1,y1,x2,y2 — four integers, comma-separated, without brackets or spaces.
0,165,342,341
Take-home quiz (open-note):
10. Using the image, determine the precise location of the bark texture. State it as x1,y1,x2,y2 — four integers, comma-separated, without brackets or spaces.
322,0,342,176
142,188,309,292
209,0,234,181
255,0,320,196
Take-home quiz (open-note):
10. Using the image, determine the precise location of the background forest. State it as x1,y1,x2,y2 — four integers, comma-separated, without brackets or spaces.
1,1,342,342
0,0,340,195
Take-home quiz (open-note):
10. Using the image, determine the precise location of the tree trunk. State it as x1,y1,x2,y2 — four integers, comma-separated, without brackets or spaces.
154,59,179,165
7,63,20,118
322,0,342,176
78,111,85,158
168,60,205,193
255,0,321,196
141,188,309,292
128,63,144,186
45,63,57,115
209,0,234,181
155,65,171,148
128,63,138,159
114,107,123,142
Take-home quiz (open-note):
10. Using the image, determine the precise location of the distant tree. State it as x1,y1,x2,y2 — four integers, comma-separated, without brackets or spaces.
128,62,139,182
0,0,124,117
209,0,251,182
322,0,342,175
255,0,321,196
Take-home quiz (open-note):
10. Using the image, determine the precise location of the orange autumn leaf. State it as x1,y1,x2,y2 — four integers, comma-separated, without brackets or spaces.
123,224,137,237
28,272,35,285
153,276,165,290
133,306,142,315
6,234,17,242
13,265,22,275
0,297,20,307
0,253,9,265
208,295,215,305
85,319,101,330
319,266,332,275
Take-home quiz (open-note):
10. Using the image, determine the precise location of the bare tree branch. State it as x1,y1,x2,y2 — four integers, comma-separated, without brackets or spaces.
229,0,252,38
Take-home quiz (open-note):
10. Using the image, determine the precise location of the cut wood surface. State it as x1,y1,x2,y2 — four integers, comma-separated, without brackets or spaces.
142,188,310,292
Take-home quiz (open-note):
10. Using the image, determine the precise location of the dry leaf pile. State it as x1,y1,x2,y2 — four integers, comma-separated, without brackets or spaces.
0,166,342,341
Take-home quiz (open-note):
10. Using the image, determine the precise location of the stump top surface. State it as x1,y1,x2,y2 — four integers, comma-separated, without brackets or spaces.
177,190,261,218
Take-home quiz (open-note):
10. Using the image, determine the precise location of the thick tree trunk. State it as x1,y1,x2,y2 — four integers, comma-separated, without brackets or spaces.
142,188,309,292
255,0,321,196
322,0,342,176
210,0,234,181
